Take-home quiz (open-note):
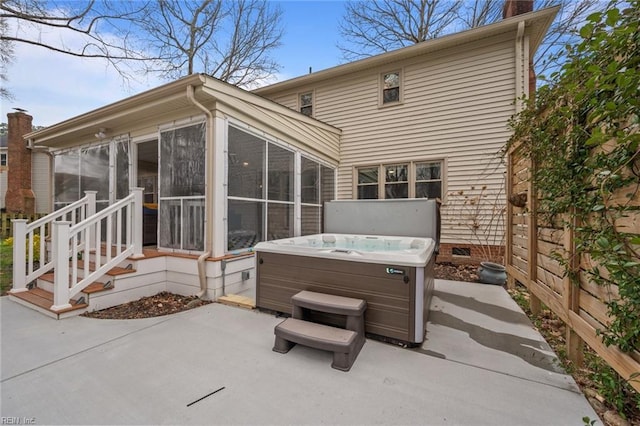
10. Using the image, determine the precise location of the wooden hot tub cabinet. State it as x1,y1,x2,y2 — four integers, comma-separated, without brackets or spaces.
256,251,435,345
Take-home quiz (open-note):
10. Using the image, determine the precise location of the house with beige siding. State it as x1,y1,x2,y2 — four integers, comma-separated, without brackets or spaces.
7,5,557,318
255,5,558,263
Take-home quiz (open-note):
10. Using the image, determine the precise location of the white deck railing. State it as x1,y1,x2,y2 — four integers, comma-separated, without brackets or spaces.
11,188,143,312
11,191,98,294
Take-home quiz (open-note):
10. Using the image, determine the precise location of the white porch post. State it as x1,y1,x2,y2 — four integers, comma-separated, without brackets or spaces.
131,187,144,258
51,221,72,311
85,191,97,249
10,219,28,293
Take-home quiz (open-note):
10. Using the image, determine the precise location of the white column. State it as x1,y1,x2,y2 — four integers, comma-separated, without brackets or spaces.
131,187,144,258
10,219,28,293
51,221,72,312
84,191,97,255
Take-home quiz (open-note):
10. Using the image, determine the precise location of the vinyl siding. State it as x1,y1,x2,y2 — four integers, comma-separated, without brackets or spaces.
32,151,52,213
258,32,519,246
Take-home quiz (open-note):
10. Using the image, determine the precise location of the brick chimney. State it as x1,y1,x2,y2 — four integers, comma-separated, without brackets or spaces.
503,0,536,97
503,0,533,19
5,112,35,214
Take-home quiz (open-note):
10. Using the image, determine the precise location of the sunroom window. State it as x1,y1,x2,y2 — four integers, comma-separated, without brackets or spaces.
301,157,334,235
158,123,206,251
227,125,335,251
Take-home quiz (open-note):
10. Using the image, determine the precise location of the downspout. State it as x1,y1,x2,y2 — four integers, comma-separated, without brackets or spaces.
515,21,526,114
187,84,214,299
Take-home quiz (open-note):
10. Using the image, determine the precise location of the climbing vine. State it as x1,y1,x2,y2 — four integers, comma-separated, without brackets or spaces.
508,1,640,353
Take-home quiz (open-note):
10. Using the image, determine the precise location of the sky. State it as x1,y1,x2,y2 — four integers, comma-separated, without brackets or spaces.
1,0,348,127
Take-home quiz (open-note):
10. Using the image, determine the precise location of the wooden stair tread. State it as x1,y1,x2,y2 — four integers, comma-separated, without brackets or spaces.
83,282,114,294
76,260,136,276
11,288,88,313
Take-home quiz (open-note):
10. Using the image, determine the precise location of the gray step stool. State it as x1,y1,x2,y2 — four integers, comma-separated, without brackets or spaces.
273,290,366,371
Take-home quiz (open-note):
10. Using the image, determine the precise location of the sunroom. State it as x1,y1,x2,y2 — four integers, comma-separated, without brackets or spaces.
13,74,341,312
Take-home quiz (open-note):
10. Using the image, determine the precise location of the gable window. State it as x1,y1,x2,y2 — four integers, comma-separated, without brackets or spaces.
356,160,443,200
0,153,6,167
300,92,313,116
382,71,401,105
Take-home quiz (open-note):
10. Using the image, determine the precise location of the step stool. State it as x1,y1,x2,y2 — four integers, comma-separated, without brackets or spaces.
273,290,366,371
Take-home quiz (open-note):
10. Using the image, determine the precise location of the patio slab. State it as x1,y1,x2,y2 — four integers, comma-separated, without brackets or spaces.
1,279,600,425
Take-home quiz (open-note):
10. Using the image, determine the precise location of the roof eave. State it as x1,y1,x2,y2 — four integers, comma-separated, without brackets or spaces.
25,74,207,143
254,6,560,95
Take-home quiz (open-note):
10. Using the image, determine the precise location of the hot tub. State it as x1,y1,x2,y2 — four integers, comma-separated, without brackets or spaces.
255,233,436,345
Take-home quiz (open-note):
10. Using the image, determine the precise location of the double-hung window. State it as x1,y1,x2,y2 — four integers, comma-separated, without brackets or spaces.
356,160,443,200
381,71,401,105
300,92,313,117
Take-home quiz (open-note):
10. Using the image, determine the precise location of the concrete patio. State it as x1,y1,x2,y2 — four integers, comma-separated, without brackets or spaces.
1,279,600,425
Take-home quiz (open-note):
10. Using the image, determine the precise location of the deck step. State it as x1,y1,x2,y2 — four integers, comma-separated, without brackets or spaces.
38,273,113,294
10,288,88,318
273,291,367,372
292,291,366,316
218,294,255,310
76,260,136,276
275,318,357,349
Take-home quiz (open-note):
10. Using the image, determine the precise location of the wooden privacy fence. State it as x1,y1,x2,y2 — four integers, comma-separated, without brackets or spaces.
506,144,640,393
0,213,48,239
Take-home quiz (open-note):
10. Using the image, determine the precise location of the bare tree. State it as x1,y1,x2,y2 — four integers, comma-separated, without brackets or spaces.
0,16,14,100
0,1,150,64
456,0,503,29
138,0,283,87
339,0,463,61
533,0,603,77
0,0,154,99
338,0,605,77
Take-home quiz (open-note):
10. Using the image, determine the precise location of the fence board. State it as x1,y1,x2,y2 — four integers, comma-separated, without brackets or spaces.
1,213,47,239
507,147,640,393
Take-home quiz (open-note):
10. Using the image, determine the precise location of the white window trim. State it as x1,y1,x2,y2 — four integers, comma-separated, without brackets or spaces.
354,159,446,200
379,69,404,108
297,90,315,117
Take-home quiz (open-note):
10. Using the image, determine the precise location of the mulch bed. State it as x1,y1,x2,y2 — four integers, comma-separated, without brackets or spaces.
82,291,211,319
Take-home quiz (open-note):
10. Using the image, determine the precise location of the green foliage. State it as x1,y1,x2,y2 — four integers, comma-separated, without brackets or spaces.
0,238,13,294
508,0,640,354
587,353,640,417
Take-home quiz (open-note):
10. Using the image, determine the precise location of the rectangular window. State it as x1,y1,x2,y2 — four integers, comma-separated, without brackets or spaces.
385,164,408,198
0,153,6,167
227,125,335,250
382,71,401,104
357,167,379,199
158,122,206,251
301,158,334,235
227,126,295,250
415,161,442,199
356,161,443,200
300,92,313,117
